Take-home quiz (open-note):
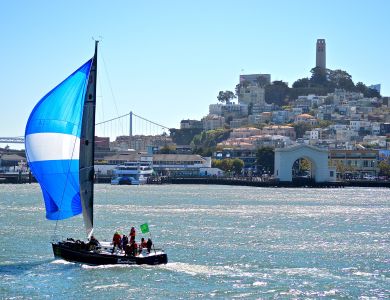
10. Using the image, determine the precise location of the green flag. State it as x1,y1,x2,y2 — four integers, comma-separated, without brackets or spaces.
140,223,149,234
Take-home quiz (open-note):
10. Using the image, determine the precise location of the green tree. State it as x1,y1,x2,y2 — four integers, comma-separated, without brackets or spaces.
255,147,274,174
211,159,221,169
294,122,313,138
265,81,289,106
292,78,310,88
300,158,311,171
355,82,381,98
169,128,203,145
220,158,233,173
232,158,244,174
217,90,236,104
378,160,390,176
328,69,355,90
318,120,332,128
256,75,269,87
310,67,328,85
158,145,175,154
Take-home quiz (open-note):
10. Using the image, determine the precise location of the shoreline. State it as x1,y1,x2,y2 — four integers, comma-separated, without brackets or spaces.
2,173,389,188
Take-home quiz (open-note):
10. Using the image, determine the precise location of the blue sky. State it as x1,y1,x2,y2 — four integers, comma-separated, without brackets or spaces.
1,0,389,141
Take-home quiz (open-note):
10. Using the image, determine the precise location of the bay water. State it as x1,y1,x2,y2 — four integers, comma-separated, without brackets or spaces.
0,184,389,299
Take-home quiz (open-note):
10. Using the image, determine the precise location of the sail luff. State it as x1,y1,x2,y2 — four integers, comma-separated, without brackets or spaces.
79,41,98,237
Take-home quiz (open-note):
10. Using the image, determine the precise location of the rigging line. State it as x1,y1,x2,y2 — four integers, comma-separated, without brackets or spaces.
132,112,170,130
97,70,105,124
100,49,120,118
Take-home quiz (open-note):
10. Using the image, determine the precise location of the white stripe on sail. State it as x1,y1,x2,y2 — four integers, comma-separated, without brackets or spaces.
26,133,80,162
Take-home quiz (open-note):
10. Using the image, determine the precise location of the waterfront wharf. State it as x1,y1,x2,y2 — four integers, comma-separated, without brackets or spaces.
2,173,390,188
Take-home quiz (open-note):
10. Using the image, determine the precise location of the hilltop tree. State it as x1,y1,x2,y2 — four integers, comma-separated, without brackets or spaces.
217,90,236,104
292,77,310,88
355,82,381,98
235,80,251,96
265,81,289,106
256,75,269,87
328,69,355,90
310,67,328,86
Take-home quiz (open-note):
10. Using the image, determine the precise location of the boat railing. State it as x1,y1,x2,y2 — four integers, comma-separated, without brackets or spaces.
51,234,64,243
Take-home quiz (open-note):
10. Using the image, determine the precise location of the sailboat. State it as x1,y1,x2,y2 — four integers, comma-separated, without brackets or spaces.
24,41,167,265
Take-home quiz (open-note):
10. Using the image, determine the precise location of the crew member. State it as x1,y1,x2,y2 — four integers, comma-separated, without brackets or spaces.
146,238,153,253
112,231,122,253
129,226,136,243
139,237,147,251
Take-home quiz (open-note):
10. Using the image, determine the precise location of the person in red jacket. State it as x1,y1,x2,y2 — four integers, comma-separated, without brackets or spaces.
126,240,138,256
129,226,136,243
112,231,122,253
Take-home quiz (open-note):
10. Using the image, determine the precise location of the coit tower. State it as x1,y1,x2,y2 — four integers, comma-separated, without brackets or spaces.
316,39,326,69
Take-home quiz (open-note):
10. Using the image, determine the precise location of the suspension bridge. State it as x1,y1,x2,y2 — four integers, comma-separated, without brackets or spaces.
0,111,170,145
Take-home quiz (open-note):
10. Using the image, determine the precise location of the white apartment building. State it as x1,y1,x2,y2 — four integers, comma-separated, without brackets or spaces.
237,84,266,107
306,130,319,140
362,135,387,148
350,120,371,131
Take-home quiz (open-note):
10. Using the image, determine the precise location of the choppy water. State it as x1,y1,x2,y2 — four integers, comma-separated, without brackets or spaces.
0,184,389,299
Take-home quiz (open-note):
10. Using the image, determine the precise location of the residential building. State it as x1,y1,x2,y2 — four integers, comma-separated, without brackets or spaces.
111,135,173,152
202,115,225,130
380,123,390,135
209,102,248,118
180,119,203,129
294,114,318,126
230,118,248,128
230,127,262,139
239,74,271,86
237,84,266,108
261,125,296,140
328,149,380,178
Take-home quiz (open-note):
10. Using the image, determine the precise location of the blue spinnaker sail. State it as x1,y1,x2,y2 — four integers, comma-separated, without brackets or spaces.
25,59,92,221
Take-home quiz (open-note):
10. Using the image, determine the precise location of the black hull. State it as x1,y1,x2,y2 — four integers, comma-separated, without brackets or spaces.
52,242,168,265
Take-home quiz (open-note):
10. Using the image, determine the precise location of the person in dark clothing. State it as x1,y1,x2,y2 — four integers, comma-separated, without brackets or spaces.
121,234,129,252
146,238,153,253
88,235,100,251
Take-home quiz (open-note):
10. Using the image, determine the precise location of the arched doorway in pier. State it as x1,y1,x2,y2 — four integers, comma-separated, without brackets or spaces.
291,156,316,180
274,144,330,182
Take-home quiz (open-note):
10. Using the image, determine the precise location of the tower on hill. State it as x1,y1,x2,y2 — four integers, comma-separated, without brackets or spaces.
316,39,326,69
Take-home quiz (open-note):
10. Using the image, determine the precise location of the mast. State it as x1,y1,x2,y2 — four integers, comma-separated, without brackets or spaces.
79,41,98,237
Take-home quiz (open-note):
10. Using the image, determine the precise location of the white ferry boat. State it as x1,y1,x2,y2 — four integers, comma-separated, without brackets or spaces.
111,161,153,185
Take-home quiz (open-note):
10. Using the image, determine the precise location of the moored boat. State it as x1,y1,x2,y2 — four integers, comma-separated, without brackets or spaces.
111,161,153,185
